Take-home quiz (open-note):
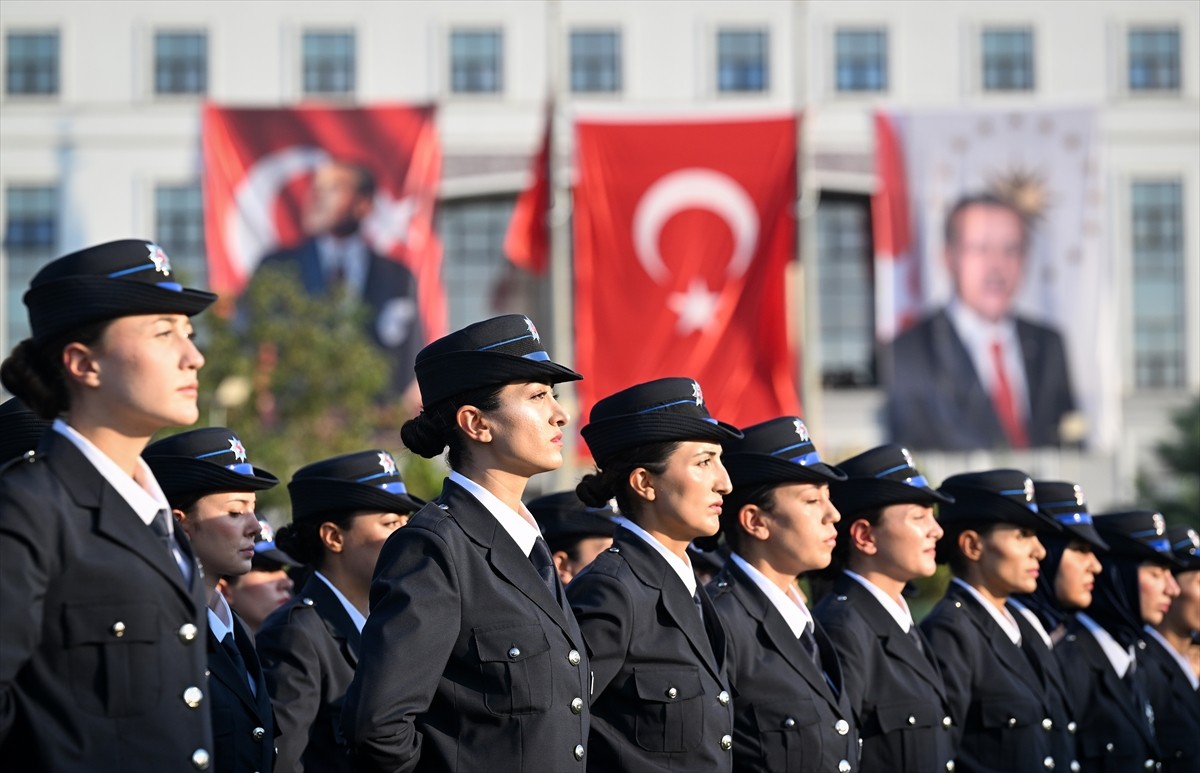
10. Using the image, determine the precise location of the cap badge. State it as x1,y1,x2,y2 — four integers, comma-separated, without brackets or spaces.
147,242,172,275
793,419,810,442
228,437,247,463
524,316,540,342
900,447,915,468
378,451,397,476
256,519,274,543
1023,478,1035,502
1073,484,1085,506
1152,512,1166,536
692,381,704,406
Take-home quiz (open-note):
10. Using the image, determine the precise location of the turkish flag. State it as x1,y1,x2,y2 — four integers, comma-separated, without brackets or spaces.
503,105,552,274
200,104,446,342
871,112,921,340
573,116,801,434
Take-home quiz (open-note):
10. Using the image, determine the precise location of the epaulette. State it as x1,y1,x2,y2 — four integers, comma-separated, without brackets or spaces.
0,449,41,476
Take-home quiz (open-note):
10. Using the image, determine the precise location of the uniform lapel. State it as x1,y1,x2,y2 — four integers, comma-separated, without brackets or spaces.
45,432,197,608
440,482,580,646
302,577,362,668
208,626,260,715
949,584,1047,704
1077,627,1159,747
618,528,722,683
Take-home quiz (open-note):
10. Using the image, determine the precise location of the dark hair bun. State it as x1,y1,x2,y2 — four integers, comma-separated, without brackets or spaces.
400,412,450,459
273,523,320,566
0,339,64,419
576,473,614,508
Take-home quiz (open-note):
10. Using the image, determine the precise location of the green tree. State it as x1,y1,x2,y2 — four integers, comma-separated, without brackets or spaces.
165,267,446,518
1138,396,1200,530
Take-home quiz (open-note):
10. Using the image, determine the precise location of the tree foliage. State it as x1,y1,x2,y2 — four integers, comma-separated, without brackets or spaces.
1138,396,1200,530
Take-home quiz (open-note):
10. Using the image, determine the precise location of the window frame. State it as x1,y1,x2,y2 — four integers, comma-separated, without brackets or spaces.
832,26,889,95
448,27,505,96
152,29,209,98
569,27,623,95
300,28,357,100
4,29,61,99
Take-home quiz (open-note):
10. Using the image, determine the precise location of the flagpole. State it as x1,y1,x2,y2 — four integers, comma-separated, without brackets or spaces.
794,0,824,438
546,0,578,491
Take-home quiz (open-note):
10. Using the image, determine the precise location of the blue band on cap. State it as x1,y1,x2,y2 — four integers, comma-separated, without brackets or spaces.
999,488,1038,512
875,464,929,490
479,334,536,351
224,463,254,476
637,399,695,414
1130,528,1165,539
378,481,409,495
523,350,550,361
156,281,183,292
357,471,397,484
901,474,930,489
195,449,228,460
788,451,823,466
773,441,809,456
1146,537,1171,553
1054,512,1093,526
108,264,157,279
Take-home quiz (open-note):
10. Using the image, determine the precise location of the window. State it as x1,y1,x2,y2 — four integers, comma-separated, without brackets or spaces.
835,29,887,93
437,196,515,332
816,194,875,387
717,29,768,93
570,30,621,93
1131,181,1185,388
5,31,59,96
302,31,355,96
450,30,503,94
154,183,207,288
1128,28,1180,92
3,185,57,346
154,32,207,95
981,27,1034,91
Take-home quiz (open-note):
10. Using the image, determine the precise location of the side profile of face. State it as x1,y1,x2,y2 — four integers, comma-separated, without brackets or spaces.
971,524,1046,597
304,162,372,238
860,502,944,582
1138,562,1182,626
945,203,1027,323
68,314,205,436
221,569,294,632
334,510,409,594
553,535,614,586
758,482,841,575
468,381,569,478
178,491,260,579
1053,540,1102,610
1160,569,1200,635
637,441,731,543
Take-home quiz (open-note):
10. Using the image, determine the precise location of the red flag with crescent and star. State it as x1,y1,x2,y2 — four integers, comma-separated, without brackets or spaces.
573,116,801,434
200,104,446,342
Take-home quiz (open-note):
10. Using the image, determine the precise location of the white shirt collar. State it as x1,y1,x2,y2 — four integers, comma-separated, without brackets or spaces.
952,577,1022,645
1077,612,1135,678
448,471,541,557
732,553,811,638
53,419,169,527
613,515,697,597
945,296,1029,418
207,593,235,642
1007,597,1054,649
1143,624,1200,690
845,569,915,633
315,571,367,633
316,233,369,294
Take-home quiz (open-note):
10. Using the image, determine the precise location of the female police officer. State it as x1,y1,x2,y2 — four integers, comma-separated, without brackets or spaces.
0,239,215,771
568,377,740,772
341,315,591,773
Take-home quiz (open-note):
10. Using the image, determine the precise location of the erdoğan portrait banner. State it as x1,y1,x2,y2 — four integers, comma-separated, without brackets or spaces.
200,103,446,342
573,116,801,435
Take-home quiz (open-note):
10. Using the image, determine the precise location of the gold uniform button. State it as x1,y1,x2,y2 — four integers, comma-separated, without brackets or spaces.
183,686,204,708
179,623,198,643
508,647,521,659
252,727,266,741
666,687,678,699
835,719,849,735
191,748,211,770
720,735,733,751
574,744,585,761
1042,718,1053,731
570,697,584,715
717,690,730,706
568,649,581,666
111,621,126,638
838,761,852,773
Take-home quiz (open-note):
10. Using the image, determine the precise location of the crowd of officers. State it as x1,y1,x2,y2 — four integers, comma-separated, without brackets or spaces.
0,238,1197,773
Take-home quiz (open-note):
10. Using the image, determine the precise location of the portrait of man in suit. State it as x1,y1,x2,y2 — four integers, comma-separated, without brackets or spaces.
253,159,424,397
883,193,1078,450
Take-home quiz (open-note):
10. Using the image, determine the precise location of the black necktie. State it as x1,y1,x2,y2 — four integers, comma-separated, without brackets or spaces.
221,632,256,697
801,622,822,669
529,538,558,597
908,624,925,655
148,509,186,581
693,588,706,625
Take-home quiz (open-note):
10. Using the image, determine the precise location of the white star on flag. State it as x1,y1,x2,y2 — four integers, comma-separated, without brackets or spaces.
378,452,397,476
228,437,247,462
667,278,721,335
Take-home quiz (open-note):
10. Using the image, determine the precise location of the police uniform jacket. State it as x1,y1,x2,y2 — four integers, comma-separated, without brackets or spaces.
567,525,734,772
1138,633,1200,773
919,581,1057,773
813,573,954,772
0,430,213,771
208,611,277,773
257,575,360,773
1054,618,1160,772
1010,606,1082,773
341,479,590,773
706,560,858,773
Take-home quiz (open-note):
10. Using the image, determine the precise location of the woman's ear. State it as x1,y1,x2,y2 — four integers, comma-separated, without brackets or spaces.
628,467,656,502
957,529,984,562
61,341,102,388
455,404,492,444
848,519,877,556
319,522,345,554
738,504,771,543
172,508,192,536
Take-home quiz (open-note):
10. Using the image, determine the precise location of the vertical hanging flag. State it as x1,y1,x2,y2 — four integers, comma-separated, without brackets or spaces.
573,116,801,432
871,112,922,341
504,104,553,274
201,104,446,395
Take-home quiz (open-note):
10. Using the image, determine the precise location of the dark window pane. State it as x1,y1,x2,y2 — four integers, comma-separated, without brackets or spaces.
155,32,208,95
835,29,887,92
303,31,356,95
1128,28,1180,91
436,197,514,331
4,185,58,345
570,30,621,93
5,31,59,95
982,28,1034,91
154,183,207,287
450,30,503,94
1131,181,1184,388
816,195,876,387
717,29,768,93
